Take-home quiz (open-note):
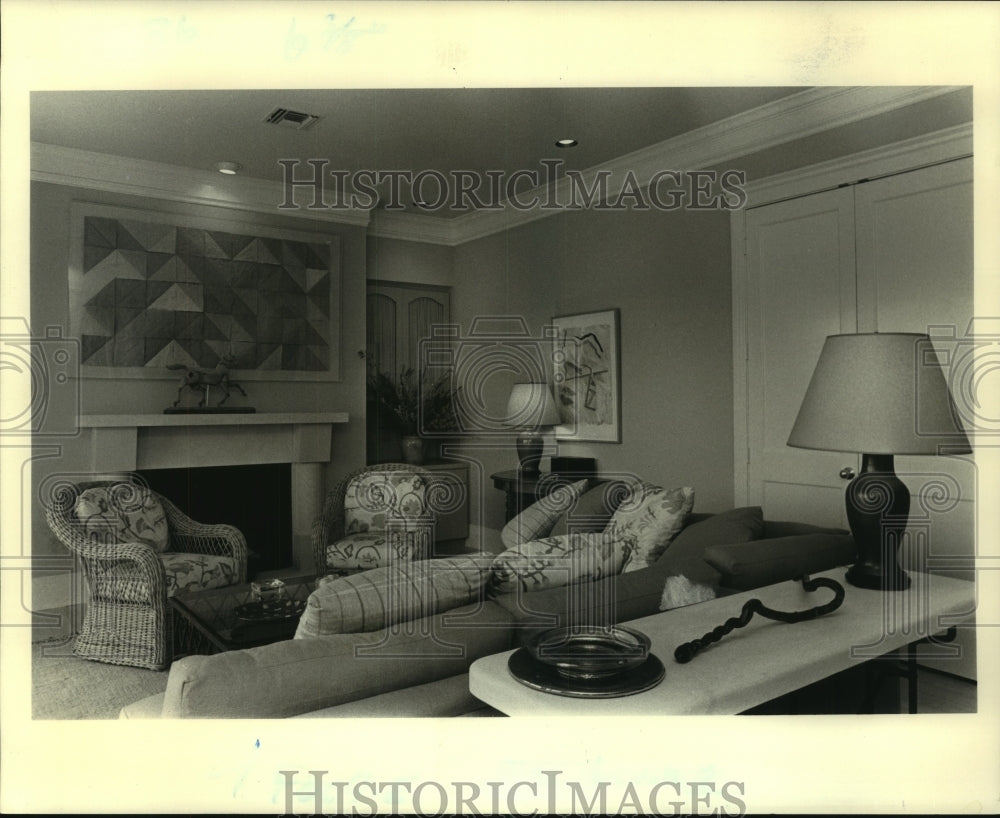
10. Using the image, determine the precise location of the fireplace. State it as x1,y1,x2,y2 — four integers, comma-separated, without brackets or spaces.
76,412,349,572
140,463,293,574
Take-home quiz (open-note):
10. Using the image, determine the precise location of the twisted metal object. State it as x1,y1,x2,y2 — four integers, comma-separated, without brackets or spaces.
674,575,846,664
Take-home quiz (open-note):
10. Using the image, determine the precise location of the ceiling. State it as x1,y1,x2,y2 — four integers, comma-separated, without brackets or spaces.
31,87,807,215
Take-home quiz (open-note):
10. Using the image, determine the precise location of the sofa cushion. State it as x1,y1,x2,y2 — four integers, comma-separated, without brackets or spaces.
500,478,589,549
656,506,765,587
488,531,630,595
324,531,426,572
161,554,239,596
161,601,515,718
74,483,169,552
295,554,495,638
493,556,679,646
548,479,631,537
106,553,238,602
610,483,695,573
703,532,857,591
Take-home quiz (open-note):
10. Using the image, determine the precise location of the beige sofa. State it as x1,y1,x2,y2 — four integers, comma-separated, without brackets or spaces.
120,498,855,719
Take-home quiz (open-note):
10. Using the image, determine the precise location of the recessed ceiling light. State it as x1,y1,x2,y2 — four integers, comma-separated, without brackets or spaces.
555,138,578,148
215,161,242,175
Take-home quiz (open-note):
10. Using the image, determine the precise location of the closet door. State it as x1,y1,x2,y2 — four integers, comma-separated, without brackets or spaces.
854,158,975,577
744,186,858,527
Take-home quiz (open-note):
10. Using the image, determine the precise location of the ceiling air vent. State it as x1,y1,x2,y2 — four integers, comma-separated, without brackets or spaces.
264,107,321,130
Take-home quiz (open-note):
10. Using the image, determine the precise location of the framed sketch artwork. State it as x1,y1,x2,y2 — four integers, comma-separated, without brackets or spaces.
551,308,622,442
68,202,341,381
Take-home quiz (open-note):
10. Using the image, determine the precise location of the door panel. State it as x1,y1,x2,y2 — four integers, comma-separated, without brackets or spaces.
745,186,858,523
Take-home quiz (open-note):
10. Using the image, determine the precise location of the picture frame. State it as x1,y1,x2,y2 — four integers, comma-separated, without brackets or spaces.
68,202,342,382
551,308,622,442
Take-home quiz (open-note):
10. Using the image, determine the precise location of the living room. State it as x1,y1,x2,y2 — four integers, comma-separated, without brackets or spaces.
6,4,999,811
21,79,980,707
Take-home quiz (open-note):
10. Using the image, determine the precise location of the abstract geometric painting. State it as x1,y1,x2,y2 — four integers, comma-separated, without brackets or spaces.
69,204,340,379
551,308,621,442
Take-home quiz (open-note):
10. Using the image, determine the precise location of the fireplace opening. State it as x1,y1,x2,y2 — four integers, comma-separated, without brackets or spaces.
140,463,293,576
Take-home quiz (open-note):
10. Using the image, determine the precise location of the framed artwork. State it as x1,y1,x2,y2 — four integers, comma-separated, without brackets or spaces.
68,202,341,381
551,308,621,442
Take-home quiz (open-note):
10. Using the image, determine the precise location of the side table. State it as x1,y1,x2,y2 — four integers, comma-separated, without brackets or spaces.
490,469,596,522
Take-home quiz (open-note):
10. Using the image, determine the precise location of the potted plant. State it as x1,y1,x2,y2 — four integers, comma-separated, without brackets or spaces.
366,367,461,464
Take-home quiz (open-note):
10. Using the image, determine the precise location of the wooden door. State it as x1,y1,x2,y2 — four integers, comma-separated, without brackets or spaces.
744,186,858,527
366,281,451,378
365,282,451,464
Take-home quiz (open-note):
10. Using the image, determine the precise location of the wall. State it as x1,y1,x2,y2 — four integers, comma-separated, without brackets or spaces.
366,235,453,286
30,181,369,573
450,205,735,535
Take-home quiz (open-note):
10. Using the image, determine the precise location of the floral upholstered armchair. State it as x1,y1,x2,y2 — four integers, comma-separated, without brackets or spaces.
44,475,247,670
312,463,437,577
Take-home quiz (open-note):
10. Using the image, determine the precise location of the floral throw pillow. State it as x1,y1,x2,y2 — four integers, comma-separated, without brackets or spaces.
609,483,695,573
488,531,632,595
73,483,170,553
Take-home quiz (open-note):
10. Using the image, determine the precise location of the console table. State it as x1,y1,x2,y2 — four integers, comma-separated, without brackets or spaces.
468,568,975,715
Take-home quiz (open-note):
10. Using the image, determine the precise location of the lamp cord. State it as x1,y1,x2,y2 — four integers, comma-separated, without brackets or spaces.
673,575,846,664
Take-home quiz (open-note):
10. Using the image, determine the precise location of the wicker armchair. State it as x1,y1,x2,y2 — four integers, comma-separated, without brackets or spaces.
45,476,247,670
312,463,438,577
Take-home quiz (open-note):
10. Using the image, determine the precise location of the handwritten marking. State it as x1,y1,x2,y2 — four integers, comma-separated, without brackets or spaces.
285,12,386,61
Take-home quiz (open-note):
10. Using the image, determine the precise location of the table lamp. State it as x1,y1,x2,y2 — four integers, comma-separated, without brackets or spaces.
787,332,971,591
505,382,561,475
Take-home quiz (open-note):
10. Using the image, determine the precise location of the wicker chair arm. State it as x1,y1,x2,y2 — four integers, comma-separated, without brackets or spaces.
77,540,168,604
312,472,351,574
157,495,248,582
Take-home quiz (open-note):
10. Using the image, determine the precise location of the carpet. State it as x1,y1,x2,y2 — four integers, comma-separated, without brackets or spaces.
32,636,169,720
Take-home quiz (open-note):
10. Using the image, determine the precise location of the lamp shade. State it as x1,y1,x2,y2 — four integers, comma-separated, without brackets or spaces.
505,383,561,429
787,333,971,455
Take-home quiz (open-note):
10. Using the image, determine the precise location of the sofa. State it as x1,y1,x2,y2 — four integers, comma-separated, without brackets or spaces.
120,480,855,719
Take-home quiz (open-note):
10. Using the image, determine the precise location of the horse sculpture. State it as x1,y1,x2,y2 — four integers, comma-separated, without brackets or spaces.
168,353,247,408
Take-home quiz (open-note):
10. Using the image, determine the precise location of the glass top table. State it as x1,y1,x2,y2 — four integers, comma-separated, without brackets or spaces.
170,575,318,655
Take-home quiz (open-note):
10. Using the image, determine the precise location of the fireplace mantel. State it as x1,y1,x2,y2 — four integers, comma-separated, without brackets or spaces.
80,412,349,428
79,412,348,470
76,411,350,570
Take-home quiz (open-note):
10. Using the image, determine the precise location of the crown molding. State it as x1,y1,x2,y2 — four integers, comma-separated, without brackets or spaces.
374,85,969,246
368,208,459,245
30,143,371,229
741,121,973,208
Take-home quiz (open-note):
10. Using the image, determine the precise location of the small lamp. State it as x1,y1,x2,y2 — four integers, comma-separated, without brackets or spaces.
788,333,971,591
505,382,561,475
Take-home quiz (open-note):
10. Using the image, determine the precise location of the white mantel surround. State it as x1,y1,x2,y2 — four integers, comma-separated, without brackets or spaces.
78,412,349,571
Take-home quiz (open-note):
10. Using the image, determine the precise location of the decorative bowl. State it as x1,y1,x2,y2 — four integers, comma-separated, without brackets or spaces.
525,625,651,680
251,578,286,604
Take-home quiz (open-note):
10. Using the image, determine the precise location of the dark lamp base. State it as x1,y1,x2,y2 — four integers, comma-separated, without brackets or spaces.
515,433,544,476
845,563,912,591
844,453,912,593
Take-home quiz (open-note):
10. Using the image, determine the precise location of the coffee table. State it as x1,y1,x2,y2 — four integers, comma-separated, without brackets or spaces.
469,568,975,715
170,575,317,655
